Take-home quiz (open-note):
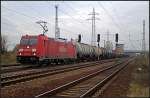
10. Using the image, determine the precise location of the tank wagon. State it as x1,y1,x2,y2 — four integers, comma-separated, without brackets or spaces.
17,34,114,65
75,42,102,61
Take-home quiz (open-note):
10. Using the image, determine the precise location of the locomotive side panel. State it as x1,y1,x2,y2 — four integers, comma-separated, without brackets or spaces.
58,41,66,57
47,39,76,59
37,35,49,59
47,39,56,58
67,42,77,58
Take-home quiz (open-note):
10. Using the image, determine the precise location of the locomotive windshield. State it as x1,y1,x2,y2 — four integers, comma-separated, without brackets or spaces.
29,38,37,45
20,38,37,45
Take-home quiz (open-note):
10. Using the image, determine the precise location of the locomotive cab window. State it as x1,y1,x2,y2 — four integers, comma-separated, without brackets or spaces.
29,38,37,45
20,39,29,45
20,38,37,45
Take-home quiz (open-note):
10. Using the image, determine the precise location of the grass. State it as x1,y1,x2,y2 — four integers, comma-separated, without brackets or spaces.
127,54,149,97
1,51,17,65
128,83,149,97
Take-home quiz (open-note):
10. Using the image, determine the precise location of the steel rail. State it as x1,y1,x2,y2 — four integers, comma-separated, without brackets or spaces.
1,59,117,87
1,65,33,73
35,58,128,97
1,64,20,67
2,60,114,82
80,59,134,97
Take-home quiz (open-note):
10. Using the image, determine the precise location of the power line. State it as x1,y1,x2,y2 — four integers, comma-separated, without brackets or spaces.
59,8,89,32
97,2,122,32
110,2,147,47
1,21,40,33
1,6,45,29
53,3,90,32
128,32,141,50
59,2,85,24
43,3,80,36
2,6,55,35
45,2,89,33
97,2,142,50
63,2,91,27
63,2,82,17
2,6,41,21
2,6,56,37
26,5,46,20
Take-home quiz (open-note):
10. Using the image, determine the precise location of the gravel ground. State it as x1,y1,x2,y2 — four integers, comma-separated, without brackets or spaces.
1,61,115,97
101,57,149,97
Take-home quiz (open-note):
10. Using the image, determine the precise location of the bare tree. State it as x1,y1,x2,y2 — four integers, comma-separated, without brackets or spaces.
1,35,8,53
12,44,19,53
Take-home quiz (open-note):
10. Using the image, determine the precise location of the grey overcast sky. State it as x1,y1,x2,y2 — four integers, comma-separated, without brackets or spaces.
1,1,149,51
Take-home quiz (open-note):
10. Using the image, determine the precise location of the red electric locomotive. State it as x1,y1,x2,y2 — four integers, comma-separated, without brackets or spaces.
17,34,77,64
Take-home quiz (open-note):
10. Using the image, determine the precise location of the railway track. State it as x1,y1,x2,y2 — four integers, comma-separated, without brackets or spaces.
1,58,119,74
35,57,133,97
1,58,120,87
1,65,33,73
1,63,20,67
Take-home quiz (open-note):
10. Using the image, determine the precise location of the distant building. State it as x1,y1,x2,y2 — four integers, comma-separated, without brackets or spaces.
115,44,124,55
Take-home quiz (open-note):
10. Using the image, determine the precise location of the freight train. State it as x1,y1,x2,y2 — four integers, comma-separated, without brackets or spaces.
16,34,118,65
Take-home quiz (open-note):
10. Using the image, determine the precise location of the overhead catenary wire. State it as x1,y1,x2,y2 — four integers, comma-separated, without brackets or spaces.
128,33,141,50
62,2,106,40
46,1,90,33
97,2,122,33
1,6,43,28
2,2,145,51
47,1,110,42
97,2,143,51
111,2,143,51
62,2,91,28
63,1,103,30
109,2,125,29
2,5,77,38
2,6,41,21
25,5,46,20
46,2,88,38
1,22,40,36
58,9,90,33
58,3,107,44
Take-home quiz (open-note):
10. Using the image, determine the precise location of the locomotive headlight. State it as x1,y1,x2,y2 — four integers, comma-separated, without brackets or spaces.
32,49,36,52
19,49,23,52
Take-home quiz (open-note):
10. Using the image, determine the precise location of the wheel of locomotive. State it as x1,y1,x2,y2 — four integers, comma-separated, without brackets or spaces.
66,59,70,64
43,61,50,66
72,59,76,64
57,59,62,65
54,59,59,65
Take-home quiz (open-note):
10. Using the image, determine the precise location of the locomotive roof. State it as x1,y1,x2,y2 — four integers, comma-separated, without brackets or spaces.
48,37,70,43
22,35,37,38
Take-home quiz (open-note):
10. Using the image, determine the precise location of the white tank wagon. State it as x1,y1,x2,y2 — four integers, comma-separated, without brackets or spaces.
100,47,110,59
75,42,105,60
75,42,94,59
93,46,102,57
